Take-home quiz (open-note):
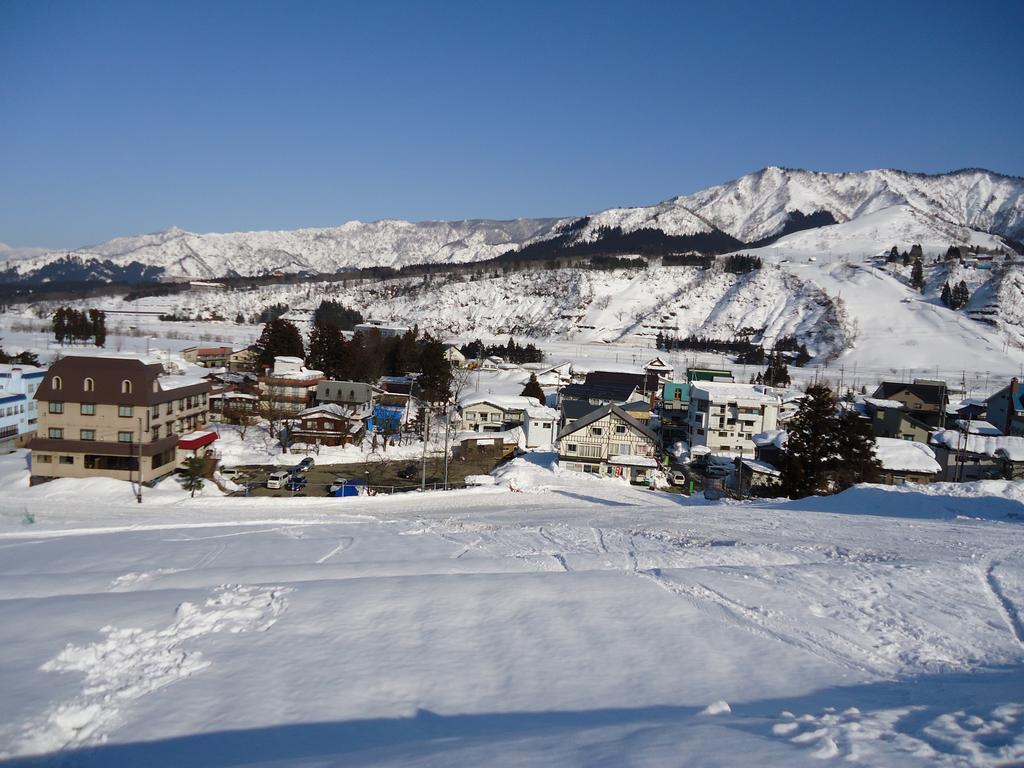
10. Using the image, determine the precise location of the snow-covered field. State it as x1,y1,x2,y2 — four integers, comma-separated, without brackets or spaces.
1,449,1022,766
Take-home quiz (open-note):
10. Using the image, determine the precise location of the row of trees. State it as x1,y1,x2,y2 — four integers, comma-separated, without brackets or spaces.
253,317,457,403
459,337,545,365
748,352,792,387
940,280,971,309
52,307,107,346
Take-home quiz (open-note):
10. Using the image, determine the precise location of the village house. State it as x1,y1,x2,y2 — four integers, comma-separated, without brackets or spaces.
874,437,941,485
872,379,948,429
929,429,1024,481
985,378,1024,436
229,348,259,373
862,397,934,442
0,363,46,451
290,403,371,448
443,346,467,367
458,394,542,433
642,356,674,395
29,356,211,485
181,345,234,369
354,320,410,338
316,380,375,409
453,429,521,462
687,382,781,457
258,356,324,415
557,404,659,483
659,381,689,447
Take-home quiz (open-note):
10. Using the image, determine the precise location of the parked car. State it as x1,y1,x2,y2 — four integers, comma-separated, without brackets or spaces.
290,457,315,473
327,477,348,494
219,467,244,480
266,470,291,489
669,468,688,487
397,464,418,480
285,476,307,492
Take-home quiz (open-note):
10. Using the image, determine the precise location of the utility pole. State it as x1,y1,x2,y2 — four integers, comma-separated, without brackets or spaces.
421,405,430,491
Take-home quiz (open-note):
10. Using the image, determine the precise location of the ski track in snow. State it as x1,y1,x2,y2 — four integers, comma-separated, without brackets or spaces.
982,562,1024,648
8,584,290,758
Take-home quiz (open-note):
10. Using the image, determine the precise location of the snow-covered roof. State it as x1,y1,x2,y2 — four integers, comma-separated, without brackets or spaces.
740,458,782,477
752,429,787,449
954,420,1001,436
525,405,558,419
458,394,542,411
159,374,209,391
930,430,1024,461
689,381,780,405
607,455,657,468
863,397,906,410
875,438,941,474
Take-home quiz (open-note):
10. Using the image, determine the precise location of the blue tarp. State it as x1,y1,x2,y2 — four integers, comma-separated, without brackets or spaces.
331,479,367,498
370,405,405,433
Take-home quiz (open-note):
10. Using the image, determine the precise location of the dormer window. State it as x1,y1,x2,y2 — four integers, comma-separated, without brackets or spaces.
52,375,62,391
84,377,95,392
121,379,133,394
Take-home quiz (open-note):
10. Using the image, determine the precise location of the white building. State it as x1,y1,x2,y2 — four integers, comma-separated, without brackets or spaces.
443,346,467,367
687,382,781,457
0,364,46,451
522,404,558,449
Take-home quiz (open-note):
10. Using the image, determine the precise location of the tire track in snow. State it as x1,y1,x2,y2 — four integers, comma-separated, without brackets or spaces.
7,585,290,759
635,567,889,678
981,562,1024,648
316,537,354,564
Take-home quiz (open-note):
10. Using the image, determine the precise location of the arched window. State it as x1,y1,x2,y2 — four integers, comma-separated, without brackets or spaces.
121,379,133,394
52,376,62,391
84,377,95,392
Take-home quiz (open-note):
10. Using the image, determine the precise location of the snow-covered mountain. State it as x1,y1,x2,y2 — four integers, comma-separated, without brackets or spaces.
5,167,1022,283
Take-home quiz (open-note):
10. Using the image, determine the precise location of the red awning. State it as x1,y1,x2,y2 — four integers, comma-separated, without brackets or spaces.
178,430,218,450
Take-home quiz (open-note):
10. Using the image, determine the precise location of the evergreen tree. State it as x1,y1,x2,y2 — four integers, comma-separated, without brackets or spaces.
831,410,881,491
235,312,245,324
781,384,839,499
182,456,206,498
953,280,970,309
52,308,67,344
88,309,107,347
940,281,952,307
764,352,791,387
520,373,545,403
253,318,305,369
307,319,344,378
417,335,453,403
911,257,924,291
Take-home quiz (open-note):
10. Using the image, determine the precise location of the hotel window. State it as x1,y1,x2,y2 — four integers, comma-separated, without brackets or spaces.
59,455,74,465
119,405,134,417
84,377,95,392
118,431,134,443
121,379,133,394
81,403,96,416
590,427,603,436
48,428,64,439
49,401,64,414
52,376,62,391
566,443,578,453
80,429,96,441
35,454,52,464
615,425,626,434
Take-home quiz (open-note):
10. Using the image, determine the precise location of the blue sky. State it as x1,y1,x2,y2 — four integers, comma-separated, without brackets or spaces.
2,0,1022,248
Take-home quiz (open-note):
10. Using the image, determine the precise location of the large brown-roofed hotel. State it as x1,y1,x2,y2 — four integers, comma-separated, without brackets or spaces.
29,356,211,484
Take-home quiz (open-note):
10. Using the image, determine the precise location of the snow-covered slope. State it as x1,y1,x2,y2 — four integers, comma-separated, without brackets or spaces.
681,166,1024,245
5,167,1022,282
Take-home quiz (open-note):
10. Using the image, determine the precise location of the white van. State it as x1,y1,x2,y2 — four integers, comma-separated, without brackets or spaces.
266,471,291,490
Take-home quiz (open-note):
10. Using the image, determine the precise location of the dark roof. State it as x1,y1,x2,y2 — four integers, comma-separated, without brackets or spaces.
561,372,642,402
556,403,658,442
37,356,208,406
560,398,600,422
874,380,948,406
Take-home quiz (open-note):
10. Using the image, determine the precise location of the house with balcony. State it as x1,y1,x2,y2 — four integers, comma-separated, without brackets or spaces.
458,394,543,433
257,356,324,415
687,382,781,458
28,356,211,485
0,363,46,450
872,379,948,429
556,404,659,483
290,403,372,447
